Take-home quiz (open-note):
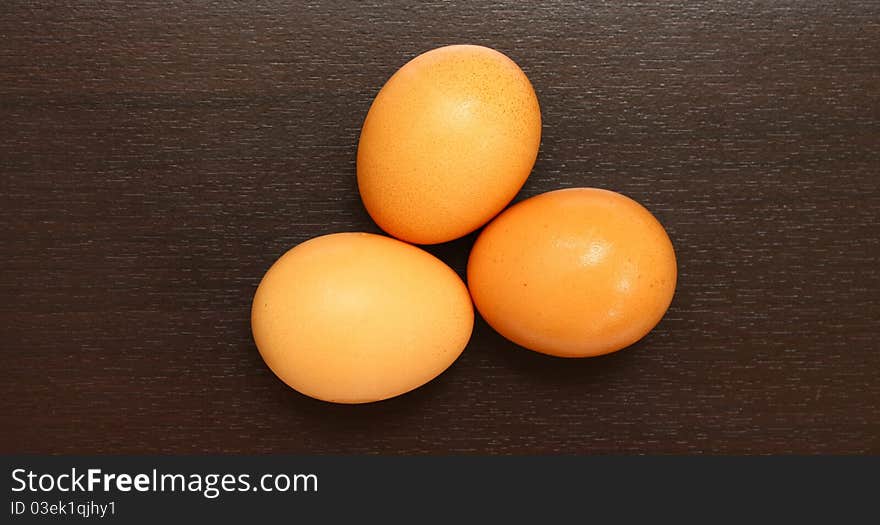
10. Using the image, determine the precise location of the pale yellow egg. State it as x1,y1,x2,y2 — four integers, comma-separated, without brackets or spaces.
252,232,473,403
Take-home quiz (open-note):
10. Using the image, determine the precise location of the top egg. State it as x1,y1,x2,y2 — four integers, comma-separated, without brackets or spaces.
357,44,542,244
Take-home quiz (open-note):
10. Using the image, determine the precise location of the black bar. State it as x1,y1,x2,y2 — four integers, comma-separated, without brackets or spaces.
1,456,876,522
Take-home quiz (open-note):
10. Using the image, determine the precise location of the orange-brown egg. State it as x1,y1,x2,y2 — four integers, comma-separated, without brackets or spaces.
467,188,677,358
357,44,542,245
252,233,473,403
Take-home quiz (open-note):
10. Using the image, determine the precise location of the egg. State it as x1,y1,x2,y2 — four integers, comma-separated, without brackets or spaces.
251,232,474,403
357,44,542,245
467,188,677,358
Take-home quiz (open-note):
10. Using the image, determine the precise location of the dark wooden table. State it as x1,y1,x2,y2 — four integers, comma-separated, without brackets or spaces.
2,1,878,454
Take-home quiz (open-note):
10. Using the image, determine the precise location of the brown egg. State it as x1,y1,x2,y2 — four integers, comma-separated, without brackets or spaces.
357,44,542,244
467,188,677,358
252,233,473,403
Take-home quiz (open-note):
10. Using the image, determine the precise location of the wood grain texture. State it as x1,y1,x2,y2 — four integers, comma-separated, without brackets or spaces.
1,1,878,454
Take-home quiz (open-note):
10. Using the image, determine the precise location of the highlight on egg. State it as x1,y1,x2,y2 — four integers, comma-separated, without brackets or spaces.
467,188,677,358
251,232,474,403
357,44,542,245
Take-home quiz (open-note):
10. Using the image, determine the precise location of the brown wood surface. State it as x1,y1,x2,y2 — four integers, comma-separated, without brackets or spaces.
1,1,878,454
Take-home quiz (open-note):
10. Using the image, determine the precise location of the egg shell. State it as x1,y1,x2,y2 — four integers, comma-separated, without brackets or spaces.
252,232,474,403
467,188,677,358
357,44,542,245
